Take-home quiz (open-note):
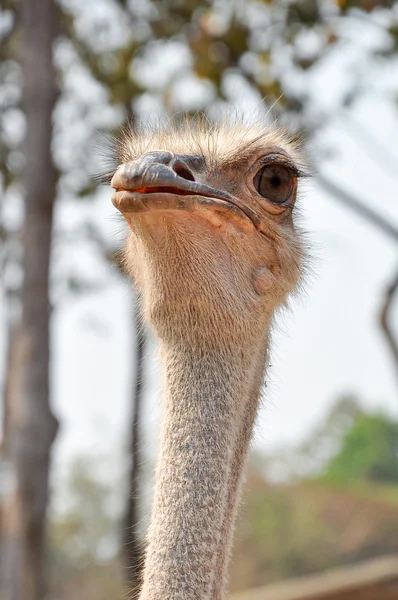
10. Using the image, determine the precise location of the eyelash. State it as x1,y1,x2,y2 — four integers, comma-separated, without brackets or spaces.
254,155,310,180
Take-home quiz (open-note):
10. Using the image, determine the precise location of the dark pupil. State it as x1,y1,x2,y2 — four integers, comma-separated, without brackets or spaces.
270,174,281,188
254,165,293,204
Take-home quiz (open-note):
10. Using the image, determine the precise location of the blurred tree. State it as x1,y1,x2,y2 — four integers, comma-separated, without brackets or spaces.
296,395,364,477
0,1,60,599
0,2,22,454
257,395,364,481
257,396,397,486
122,303,146,594
320,411,398,485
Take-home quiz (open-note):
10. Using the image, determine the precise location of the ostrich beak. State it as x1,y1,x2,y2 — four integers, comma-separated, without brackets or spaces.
111,153,261,231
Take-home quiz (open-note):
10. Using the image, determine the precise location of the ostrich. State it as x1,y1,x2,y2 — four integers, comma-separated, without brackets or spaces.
110,116,309,600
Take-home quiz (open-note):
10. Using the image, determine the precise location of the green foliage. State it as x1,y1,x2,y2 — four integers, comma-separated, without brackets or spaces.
256,395,365,482
261,396,398,487
320,413,398,486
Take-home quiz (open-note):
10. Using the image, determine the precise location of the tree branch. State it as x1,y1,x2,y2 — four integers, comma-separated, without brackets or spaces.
123,297,146,595
317,174,398,242
380,267,398,374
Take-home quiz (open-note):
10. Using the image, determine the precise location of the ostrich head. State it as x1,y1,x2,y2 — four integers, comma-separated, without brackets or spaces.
110,116,309,600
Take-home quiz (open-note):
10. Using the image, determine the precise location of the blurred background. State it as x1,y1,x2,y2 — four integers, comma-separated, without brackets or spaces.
1,0,398,599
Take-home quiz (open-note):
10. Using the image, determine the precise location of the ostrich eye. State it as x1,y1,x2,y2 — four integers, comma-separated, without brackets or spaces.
253,164,295,205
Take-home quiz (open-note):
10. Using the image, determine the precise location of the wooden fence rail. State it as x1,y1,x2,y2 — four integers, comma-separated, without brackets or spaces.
231,555,398,600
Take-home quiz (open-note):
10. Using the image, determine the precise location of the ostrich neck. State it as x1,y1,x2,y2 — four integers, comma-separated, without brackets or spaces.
211,337,269,599
139,325,270,600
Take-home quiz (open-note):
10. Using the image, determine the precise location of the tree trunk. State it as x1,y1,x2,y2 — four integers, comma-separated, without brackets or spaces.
0,1,59,599
1,323,18,455
123,298,146,596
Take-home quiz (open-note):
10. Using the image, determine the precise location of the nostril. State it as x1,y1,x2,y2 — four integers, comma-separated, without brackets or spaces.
173,162,195,182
